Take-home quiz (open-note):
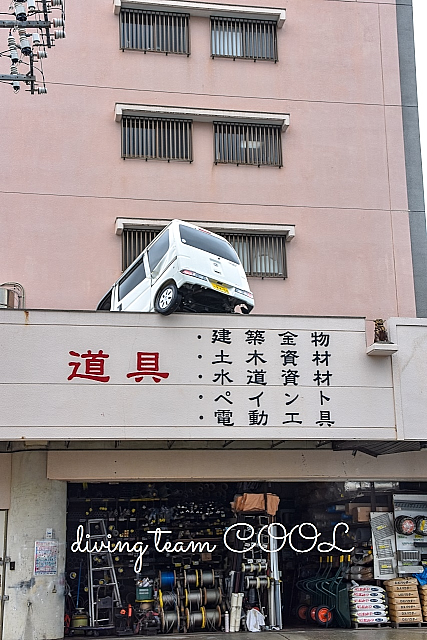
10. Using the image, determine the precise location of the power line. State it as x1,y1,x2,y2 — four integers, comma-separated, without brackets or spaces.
45,80,401,109
0,188,401,213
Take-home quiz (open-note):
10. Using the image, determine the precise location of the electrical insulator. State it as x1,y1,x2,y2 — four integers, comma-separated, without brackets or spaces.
53,18,64,27
8,35,19,64
19,35,32,56
37,49,47,58
51,0,63,6
54,30,66,39
37,86,47,94
27,0,36,11
10,62,20,92
32,33,41,46
14,2,27,21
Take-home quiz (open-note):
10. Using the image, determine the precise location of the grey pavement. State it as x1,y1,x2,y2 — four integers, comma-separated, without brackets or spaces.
87,630,427,639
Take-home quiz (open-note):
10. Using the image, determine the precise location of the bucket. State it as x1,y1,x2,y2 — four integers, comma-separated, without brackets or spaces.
71,610,88,628
136,586,153,601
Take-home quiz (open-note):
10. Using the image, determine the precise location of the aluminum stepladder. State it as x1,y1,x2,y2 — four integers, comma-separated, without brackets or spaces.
86,519,122,630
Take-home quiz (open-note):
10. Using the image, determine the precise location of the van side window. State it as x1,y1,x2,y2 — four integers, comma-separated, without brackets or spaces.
148,230,169,272
118,258,146,300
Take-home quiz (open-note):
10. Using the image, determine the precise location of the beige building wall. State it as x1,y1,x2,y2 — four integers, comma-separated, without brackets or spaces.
48,449,427,482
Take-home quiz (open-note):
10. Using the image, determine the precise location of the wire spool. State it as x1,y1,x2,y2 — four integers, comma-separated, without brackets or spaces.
185,588,202,610
415,515,427,536
241,562,265,574
159,570,176,590
248,588,257,604
185,607,206,630
200,569,215,587
204,587,222,607
395,515,416,536
245,576,271,590
204,606,222,630
160,590,178,610
161,607,180,633
184,569,199,588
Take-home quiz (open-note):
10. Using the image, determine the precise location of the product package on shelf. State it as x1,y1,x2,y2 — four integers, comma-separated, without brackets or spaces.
349,584,389,625
385,578,423,623
417,584,427,621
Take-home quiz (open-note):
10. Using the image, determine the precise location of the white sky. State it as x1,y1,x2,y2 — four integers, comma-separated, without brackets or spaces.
413,0,426,198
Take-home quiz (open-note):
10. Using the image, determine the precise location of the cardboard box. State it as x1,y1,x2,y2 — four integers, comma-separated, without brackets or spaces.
352,507,371,522
350,506,389,522
346,502,371,516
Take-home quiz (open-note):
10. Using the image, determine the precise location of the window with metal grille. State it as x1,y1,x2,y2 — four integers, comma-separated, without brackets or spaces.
121,116,193,161
122,228,287,277
120,9,190,55
211,16,277,61
213,122,282,167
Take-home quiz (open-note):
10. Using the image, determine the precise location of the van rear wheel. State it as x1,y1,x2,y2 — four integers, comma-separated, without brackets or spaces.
154,282,181,315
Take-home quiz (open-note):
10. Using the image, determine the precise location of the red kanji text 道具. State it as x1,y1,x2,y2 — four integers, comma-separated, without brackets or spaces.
68,350,110,383
127,352,169,383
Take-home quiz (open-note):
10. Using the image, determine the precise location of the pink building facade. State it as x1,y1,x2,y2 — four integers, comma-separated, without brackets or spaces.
0,0,426,638
1,0,424,319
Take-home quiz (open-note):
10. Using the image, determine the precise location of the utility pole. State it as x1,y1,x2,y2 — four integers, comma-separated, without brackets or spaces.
0,0,66,94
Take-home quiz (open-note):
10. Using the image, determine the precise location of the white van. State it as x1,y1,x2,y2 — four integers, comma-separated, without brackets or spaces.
97,220,254,315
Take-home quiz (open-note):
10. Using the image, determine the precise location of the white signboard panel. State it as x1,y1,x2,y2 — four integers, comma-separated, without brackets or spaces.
0,310,395,440
389,318,427,440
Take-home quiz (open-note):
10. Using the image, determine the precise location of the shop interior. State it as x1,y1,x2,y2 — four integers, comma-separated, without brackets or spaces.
64,480,427,635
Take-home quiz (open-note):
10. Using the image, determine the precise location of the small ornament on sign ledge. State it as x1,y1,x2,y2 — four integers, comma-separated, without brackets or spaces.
374,319,391,343
367,319,398,356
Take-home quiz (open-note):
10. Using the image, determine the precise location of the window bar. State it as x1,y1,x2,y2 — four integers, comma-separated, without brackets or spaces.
263,235,268,275
165,13,170,53
133,11,137,49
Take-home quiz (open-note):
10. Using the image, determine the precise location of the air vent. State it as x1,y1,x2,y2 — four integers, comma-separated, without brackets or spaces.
0,283,25,309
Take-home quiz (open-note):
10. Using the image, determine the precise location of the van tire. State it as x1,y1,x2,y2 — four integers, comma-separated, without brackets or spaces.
154,282,181,315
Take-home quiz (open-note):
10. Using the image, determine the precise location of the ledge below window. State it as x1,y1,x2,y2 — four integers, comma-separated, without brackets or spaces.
115,217,296,240
115,104,290,131
114,0,286,27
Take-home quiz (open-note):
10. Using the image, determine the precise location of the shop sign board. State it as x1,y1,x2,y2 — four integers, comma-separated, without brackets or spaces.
389,318,427,440
0,310,395,440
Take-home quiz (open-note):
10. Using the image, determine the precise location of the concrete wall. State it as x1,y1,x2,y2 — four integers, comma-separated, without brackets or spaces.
3,452,67,640
0,0,416,320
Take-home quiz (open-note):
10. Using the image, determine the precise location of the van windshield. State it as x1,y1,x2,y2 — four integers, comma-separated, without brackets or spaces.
179,224,240,264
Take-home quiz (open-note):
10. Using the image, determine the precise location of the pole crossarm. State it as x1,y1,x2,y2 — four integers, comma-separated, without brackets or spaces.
0,73,35,82
0,20,51,28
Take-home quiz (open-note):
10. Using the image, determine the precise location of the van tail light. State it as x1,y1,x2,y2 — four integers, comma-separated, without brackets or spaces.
235,287,254,299
180,269,208,281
